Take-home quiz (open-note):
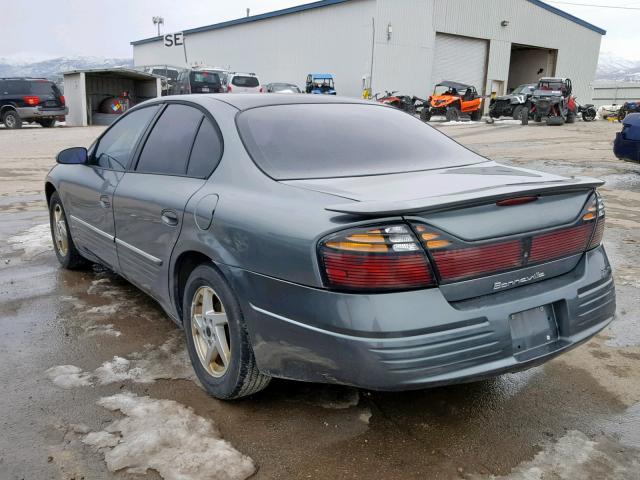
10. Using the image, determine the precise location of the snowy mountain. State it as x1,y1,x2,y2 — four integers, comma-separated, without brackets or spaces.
596,52,640,82
0,55,133,82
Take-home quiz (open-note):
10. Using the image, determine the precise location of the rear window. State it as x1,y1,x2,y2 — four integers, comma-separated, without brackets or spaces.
29,81,60,96
232,76,259,88
190,71,220,85
237,103,484,180
1,80,59,96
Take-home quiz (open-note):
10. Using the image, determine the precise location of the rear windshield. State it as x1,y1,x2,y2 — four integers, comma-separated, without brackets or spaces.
190,71,220,85
237,103,484,180
232,76,259,87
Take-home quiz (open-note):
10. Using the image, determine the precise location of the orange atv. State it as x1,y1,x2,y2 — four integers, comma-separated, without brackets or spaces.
420,81,483,122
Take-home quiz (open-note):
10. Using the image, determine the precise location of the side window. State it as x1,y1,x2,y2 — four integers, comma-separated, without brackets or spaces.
92,105,160,171
187,119,223,178
5,80,27,94
136,104,203,175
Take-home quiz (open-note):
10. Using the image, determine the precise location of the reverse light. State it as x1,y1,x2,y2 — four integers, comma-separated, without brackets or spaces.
23,96,39,106
319,224,434,291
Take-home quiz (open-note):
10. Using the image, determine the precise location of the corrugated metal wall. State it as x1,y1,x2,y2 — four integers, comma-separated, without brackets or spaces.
133,0,602,102
592,83,640,107
135,0,375,98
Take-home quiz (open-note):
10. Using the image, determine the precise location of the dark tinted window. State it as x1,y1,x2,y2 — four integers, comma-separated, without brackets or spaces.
93,105,160,170
187,119,222,178
237,104,484,180
190,71,220,85
29,81,60,95
136,104,203,175
232,76,259,87
3,80,27,94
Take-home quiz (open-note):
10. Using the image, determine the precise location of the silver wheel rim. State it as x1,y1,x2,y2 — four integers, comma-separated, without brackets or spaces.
5,114,16,128
52,204,68,256
190,286,231,377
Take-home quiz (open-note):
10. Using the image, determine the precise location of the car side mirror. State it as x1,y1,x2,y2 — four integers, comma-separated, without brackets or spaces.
56,147,88,165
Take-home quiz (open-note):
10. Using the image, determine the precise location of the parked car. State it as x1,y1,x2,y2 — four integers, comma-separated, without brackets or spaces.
226,73,262,93
305,74,336,95
420,81,483,122
45,94,614,400
523,77,576,126
487,83,535,121
265,82,302,94
613,113,640,163
172,68,224,95
1,77,67,129
617,100,640,122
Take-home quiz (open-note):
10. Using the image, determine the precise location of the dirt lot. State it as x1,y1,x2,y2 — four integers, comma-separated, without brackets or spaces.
1,119,639,479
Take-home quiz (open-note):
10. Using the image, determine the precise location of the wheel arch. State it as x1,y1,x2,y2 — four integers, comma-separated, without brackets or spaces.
172,250,223,323
45,182,57,206
0,104,18,115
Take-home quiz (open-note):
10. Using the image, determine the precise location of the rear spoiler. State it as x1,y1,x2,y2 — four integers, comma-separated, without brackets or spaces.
325,177,604,216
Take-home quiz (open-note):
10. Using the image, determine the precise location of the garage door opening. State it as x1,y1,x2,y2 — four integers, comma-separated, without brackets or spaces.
507,44,557,93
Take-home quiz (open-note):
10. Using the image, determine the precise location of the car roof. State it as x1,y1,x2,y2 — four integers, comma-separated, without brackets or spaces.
204,93,371,110
310,74,333,79
436,81,471,90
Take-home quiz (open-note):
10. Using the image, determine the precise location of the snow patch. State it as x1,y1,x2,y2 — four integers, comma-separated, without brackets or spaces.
8,223,51,260
46,365,93,388
46,333,195,389
86,304,122,315
85,392,255,480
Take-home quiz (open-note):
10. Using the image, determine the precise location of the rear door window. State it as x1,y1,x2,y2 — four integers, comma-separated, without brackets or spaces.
231,76,259,88
3,80,28,95
136,104,203,175
92,105,160,171
187,119,223,178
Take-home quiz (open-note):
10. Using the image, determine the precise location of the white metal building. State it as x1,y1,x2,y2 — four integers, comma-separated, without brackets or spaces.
131,0,604,102
592,81,640,108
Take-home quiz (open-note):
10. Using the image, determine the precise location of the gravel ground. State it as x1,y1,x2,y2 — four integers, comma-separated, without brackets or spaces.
1,118,638,480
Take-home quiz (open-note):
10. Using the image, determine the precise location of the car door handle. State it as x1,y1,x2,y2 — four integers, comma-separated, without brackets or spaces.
99,195,111,208
161,209,179,227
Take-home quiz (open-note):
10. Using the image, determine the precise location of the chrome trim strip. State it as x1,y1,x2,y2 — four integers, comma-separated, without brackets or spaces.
69,215,114,241
115,238,163,266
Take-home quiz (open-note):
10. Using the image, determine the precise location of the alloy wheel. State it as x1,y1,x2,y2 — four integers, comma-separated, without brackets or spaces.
52,204,68,256
190,286,231,377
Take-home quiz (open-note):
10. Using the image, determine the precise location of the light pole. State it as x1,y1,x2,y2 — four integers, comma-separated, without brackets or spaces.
152,16,164,37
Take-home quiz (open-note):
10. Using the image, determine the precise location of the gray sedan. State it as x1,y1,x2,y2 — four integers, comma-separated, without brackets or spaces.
45,94,615,399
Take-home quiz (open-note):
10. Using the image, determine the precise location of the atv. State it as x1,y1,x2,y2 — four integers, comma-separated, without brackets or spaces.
487,83,535,122
305,73,336,95
420,81,483,122
617,100,640,122
522,77,577,126
375,90,418,114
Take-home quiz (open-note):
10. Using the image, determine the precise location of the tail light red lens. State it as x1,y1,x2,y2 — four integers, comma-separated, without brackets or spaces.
412,191,605,284
59,95,66,106
227,85,232,92
23,95,39,106
319,225,434,291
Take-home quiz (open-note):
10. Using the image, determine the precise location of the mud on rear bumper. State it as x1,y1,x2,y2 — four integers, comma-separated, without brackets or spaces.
226,246,615,390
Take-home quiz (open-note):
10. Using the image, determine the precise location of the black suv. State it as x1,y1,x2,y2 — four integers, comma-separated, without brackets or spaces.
1,78,68,129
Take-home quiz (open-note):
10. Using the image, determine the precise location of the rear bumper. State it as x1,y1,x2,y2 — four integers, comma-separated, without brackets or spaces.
613,133,640,163
16,106,68,119
225,246,615,390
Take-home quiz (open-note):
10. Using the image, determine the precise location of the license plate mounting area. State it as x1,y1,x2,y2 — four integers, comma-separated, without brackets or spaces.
509,304,558,355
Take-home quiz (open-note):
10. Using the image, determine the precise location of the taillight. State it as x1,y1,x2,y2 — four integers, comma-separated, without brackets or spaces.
259,86,263,93
411,191,605,284
59,95,65,105
587,192,605,249
227,85,232,92
318,224,435,291
23,96,39,106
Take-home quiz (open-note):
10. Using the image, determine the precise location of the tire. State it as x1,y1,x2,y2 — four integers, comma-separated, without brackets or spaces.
38,118,56,128
534,115,542,123
2,110,22,129
521,111,529,126
546,116,565,126
420,108,431,122
48,192,88,269
582,108,596,122
445,104,460,122
618,109,627,122
512,105,525,121
566,112,576,124
470,108,482,121
183,264,271,400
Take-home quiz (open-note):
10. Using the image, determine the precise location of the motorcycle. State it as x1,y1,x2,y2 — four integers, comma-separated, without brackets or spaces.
375,91,419,115
577,101,597,122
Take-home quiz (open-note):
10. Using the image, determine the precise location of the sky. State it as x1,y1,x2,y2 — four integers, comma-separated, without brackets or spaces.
1,0,639,61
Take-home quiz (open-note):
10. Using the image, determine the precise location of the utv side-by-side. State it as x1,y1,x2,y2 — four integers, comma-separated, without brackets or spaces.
420,81,483,122
522,77,577,126
305,74,336,95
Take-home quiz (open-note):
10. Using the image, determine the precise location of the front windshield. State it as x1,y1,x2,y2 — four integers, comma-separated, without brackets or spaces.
537,81,564,92
515,85,534,95
313,78,334,88
434,85,462,96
